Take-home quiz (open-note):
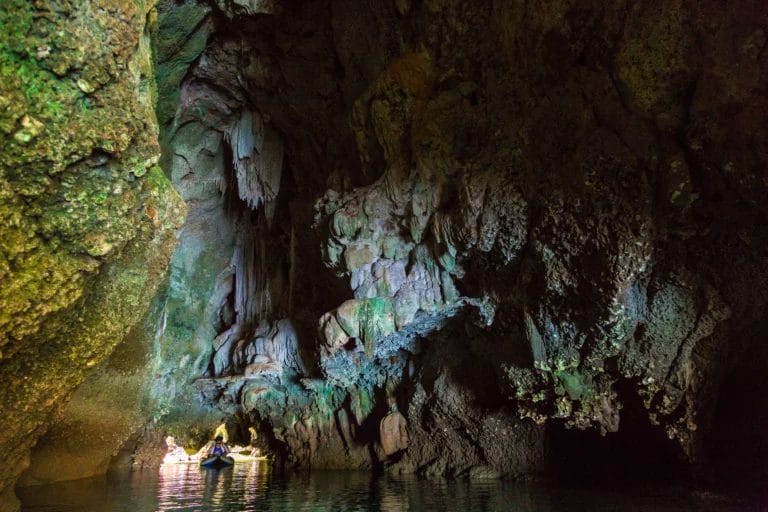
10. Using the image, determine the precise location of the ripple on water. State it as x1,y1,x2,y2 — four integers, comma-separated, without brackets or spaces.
18,461,752,512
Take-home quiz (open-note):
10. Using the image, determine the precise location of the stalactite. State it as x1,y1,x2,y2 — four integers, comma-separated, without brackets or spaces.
288,224,296,315
232,218,259,327
257,128,284,223
219,213,285,376
223,109,284,222
207,105,290,378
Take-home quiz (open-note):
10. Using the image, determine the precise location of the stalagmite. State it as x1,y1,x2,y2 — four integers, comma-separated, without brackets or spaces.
380,410,409,456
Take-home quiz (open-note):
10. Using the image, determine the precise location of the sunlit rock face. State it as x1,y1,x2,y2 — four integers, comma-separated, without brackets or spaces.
0,1,184,510
133,0,768,481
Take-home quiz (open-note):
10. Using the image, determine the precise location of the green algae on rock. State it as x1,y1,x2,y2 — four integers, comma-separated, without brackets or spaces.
0,1,184,509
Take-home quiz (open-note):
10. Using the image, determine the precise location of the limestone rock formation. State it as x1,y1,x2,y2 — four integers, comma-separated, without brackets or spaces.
0,1,184,509
4,0,768,504
139,0,767,480
19,320,156,487
380,411,409,457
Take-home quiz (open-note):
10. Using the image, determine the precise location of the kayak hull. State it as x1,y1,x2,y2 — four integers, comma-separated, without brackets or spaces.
200,455,234,469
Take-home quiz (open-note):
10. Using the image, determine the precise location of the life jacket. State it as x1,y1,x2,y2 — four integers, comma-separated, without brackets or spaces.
212,444,226,456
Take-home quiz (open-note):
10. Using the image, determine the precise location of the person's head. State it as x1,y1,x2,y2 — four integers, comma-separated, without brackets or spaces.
215,435,223,444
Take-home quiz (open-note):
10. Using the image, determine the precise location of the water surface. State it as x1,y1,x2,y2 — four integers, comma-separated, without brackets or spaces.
18,461,757,511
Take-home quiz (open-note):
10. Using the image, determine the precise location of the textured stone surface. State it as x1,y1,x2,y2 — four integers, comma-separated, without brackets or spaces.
131,0,768,482
7,0,768,501
19,320,154,486
0,1,184,508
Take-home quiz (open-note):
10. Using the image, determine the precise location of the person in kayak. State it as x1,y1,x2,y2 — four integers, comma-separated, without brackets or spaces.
207,435,230,457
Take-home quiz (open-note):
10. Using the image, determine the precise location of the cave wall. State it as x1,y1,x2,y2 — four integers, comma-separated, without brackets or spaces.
0,1,184,509
137,0,768,481
19,317,155,486
9,0,768,499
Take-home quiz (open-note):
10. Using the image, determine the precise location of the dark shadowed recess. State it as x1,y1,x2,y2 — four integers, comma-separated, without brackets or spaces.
547,341,768,498
707,336,768,499
545,380,689,487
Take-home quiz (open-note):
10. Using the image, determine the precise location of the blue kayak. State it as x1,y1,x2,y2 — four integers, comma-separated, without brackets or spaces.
200,455,234,469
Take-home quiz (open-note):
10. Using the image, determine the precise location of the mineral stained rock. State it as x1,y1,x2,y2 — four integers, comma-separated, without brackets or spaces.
380,410,409,457
126,0,767,483
8,0,768,501
0,1,184,509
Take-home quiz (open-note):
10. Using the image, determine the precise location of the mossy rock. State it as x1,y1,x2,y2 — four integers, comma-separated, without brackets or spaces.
0,0,186,502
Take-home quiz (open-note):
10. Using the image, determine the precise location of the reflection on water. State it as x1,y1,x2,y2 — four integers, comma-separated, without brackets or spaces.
157,461,267,511
18,461,752,512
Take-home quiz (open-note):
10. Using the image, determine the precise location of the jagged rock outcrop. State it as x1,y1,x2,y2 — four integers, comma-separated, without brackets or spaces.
0,1,184,509
130,0,768,482
9,0,768,500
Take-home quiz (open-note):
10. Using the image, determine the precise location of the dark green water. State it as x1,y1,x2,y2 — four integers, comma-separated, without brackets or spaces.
17,461,758,512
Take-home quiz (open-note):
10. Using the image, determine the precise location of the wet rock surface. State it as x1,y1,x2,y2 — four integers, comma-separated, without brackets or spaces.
6,0,768,504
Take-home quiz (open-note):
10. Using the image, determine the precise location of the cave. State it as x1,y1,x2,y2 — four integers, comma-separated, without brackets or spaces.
1,0,767,511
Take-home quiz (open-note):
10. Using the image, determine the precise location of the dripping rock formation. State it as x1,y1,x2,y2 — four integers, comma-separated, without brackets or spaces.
1,0,767,508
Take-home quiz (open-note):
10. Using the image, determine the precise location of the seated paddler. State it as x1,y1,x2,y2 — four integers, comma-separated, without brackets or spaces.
207,435,230,457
